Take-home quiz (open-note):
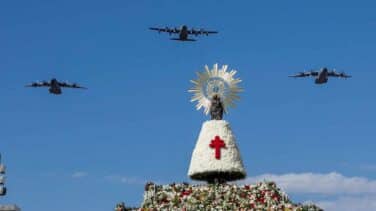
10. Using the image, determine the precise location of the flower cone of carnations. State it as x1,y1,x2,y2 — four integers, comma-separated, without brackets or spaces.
188,120,246,183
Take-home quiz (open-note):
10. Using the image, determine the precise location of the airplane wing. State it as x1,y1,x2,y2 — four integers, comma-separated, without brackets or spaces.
25,81,50,87
189,28,218,35
328,71,351,78
289,71,318,77
203,30,218,34
58,81,87,89
309,71,319,76
149,27,180,34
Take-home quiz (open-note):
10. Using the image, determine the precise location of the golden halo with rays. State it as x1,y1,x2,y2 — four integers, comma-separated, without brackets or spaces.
189,63,242,115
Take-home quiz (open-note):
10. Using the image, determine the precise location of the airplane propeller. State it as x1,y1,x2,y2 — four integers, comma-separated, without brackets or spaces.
200,29,208,36
340,72,351,78
191,28,198,36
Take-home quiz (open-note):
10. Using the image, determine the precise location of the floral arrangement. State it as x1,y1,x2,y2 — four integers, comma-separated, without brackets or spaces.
139,181,322,211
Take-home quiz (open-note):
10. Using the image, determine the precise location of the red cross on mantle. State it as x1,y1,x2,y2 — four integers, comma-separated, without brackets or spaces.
209,136,226,159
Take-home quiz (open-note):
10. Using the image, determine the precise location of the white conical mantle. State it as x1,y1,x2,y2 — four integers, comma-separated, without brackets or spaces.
188,120,246,182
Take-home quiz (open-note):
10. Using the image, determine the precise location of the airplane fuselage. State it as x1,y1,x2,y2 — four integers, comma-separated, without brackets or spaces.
170,25,196,41
49,78,62,94
315,68,329,84
179,25,189,40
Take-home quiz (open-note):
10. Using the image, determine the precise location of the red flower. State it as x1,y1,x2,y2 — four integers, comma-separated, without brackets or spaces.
179,190,192,198
161,198,170,203
257,197,265,204
272,194,280,201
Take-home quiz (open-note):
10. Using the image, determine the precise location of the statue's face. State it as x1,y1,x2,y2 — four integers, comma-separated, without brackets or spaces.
211,95,220,102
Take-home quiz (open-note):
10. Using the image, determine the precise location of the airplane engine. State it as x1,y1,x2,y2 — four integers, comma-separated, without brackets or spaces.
192,28,198,36
0,164,4,174
0,186,6,196
0,175,4,185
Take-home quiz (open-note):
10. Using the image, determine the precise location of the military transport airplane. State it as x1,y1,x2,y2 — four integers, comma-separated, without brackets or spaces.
289,68,351,84
25,78,86,94
149,25,218,41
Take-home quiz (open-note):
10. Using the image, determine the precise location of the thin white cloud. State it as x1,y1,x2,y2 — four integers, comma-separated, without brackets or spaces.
242,172,376,210
317,195,376,211
243,172,376,195
120,177,146,185
105,175,146,185
71,171,88,178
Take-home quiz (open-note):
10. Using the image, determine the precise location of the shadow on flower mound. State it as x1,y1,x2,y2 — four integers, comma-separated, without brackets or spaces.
136,181,323,211
190,171,246,183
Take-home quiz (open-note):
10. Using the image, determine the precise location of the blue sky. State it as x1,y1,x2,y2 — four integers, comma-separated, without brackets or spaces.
1,1,376,210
